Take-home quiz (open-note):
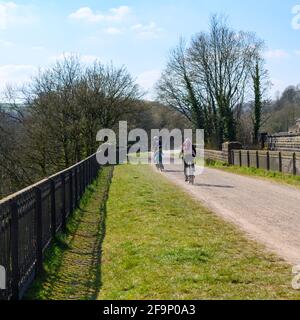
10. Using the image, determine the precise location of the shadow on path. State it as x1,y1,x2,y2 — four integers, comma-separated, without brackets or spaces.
195,183,234,189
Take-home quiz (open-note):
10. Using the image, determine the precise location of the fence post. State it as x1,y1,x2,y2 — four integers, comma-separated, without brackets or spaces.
79,165,82,197
50,179,56,238
87,159,90,184
69,170,73,214
81,164,84,195
82,162,85,191
89,158,92,183
256,151,259,169
84,160,89,188
267,152,270,171
35,187,43,275
293,152,297,176
74,167,78,207
239,150,242,167
10,200,19,300
247,151,250,168
61,173,66,232
279,152,282,173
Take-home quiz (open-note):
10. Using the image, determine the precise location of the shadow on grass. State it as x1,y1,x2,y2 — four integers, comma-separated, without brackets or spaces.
86,170,112,300
25,166,114,301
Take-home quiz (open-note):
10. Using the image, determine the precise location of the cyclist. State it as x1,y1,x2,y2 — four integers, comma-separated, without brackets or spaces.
180,138,197,183
153,136,164,171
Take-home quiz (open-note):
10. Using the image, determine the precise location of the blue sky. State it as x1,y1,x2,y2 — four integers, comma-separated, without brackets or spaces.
0,0,300,99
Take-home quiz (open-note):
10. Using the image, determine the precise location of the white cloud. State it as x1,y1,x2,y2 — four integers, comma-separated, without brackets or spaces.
0,2,17,29
265,49,290,59
0,39,13,47
294,50,300,56
50,52,101,64
0,1,37,30
104,27,123,35
131,22,163,39
32,45,45,51
81,54,100,64
270,78,288,97
0,64,37,90
137,69,161,99
50,52,73,61
70,6,163,40
69,6,130,23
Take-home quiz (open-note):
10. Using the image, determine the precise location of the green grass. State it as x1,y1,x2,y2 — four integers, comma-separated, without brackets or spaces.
205,159,300,189
26,166,114,300
99,164,300,300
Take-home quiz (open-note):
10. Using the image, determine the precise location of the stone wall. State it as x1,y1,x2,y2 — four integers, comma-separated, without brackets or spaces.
268,133,300,152
204,150,228,163
204,142,242,164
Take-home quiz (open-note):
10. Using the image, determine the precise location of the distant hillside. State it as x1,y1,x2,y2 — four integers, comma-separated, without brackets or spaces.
263,85,300,134
125,100,191,132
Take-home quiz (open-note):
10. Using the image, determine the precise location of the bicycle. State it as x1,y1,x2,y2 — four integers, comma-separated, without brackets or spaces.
154,151,164,172
185,160,195,185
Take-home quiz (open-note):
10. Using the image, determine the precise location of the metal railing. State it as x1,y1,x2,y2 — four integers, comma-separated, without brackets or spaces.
232,149,300,176
0,153,101,300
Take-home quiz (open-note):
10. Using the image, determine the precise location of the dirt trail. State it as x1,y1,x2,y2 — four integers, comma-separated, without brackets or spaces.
160,164,300,265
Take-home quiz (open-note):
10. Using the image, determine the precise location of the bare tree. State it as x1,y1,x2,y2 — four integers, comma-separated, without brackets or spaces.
189,15,264,142
156,39,204,129
0,55,141,198
157,15,264,147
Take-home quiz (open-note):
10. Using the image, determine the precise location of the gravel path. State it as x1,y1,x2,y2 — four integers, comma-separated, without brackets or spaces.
160,164,300,265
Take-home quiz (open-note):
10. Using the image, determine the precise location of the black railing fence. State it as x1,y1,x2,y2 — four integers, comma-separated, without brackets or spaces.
231,150,300,176
0,153,101,300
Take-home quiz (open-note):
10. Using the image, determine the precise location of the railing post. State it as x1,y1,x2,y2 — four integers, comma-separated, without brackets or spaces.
69,170,73,214
61,173,66,232
10,200,19,300
35,187,43,275
279,152,282,173
75,167,78,207
86,161,88,187
50,179,56,238
81,164,84,195
82,162,85,191
90,158,92,182
293,152,297,176
247,151,250,168
86,159,89,185
84,161,87,189
267,151,270,171
79,165,82,197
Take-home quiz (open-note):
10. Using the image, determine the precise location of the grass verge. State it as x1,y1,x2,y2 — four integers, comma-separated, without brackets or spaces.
206,159,300,189
99,164,300,300
26,166,113,300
